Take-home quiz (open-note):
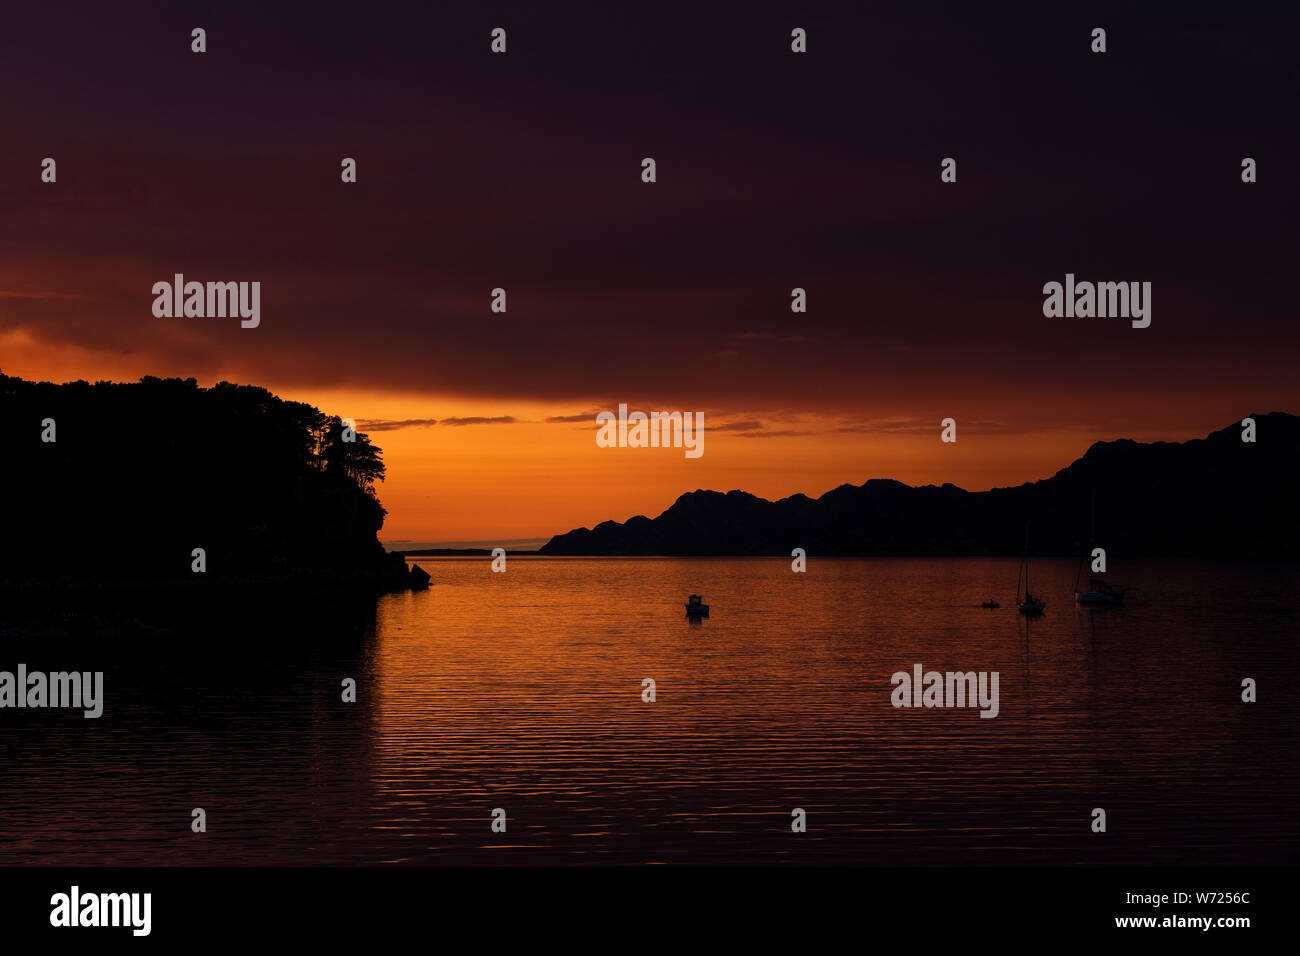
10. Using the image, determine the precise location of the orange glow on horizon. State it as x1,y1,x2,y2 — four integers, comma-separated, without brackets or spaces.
0,343,1251,547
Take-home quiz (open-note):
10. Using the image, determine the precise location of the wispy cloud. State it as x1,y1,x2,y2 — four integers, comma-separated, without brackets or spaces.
734,428,810,438
0,291,91,300
439,415,517,426
830,416,1008,435
354,418,439,431
731,330,819,344
355,415,521,430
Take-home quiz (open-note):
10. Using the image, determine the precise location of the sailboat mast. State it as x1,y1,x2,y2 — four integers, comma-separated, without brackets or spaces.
1076,485,1093,592
1022,525,1029,599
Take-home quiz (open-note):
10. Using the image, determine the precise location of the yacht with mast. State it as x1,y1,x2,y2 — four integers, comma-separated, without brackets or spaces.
1016,528,1046,615
1074,489,1126,606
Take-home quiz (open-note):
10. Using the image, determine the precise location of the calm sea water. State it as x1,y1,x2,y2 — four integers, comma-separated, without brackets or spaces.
1,557,1297,865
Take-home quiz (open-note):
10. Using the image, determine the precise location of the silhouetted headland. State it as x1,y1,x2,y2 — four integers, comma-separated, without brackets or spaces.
1,372,428,631
540,414,1300,557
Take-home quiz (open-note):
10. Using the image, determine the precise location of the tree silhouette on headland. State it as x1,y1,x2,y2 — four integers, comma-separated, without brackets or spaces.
1,372,424,591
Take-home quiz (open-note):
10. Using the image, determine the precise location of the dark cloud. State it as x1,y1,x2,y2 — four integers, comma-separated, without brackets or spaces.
0,1,1294,434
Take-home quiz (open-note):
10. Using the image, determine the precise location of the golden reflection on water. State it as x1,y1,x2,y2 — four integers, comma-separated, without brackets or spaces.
0,557,1295,864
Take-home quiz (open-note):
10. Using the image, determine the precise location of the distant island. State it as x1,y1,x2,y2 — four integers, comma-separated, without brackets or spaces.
540,414,1300,558
0,372,428,594
400,548,540,556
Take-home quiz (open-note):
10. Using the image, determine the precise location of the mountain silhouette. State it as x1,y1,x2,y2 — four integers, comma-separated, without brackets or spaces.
540,414,1300,557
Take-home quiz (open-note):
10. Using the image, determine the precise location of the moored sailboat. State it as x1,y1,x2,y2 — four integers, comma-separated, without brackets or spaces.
1016,529,1046,615
1076,578,1125,605
1074,488,1125,606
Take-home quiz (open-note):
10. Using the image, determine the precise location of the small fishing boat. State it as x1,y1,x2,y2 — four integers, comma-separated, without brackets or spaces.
981,600,999,609
1076,578,1125,605
684,594,710,617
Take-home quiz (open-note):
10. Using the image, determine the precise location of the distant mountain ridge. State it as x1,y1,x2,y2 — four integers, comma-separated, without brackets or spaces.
539,414,1300,557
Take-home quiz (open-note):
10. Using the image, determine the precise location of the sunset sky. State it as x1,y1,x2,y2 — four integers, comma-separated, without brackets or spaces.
2,2,1296,546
